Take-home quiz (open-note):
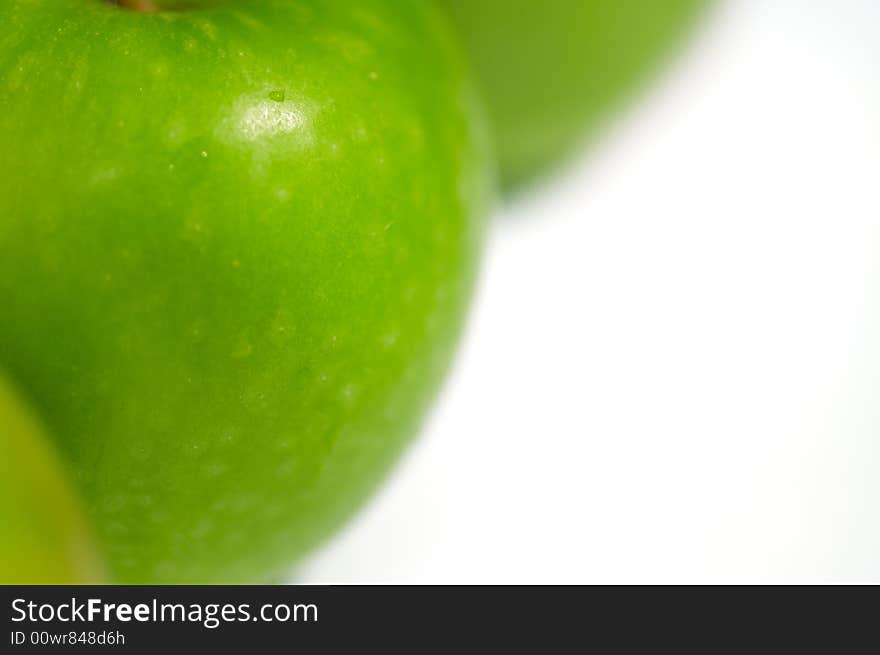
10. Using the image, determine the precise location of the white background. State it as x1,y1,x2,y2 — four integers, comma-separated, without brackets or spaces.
302,0,880,583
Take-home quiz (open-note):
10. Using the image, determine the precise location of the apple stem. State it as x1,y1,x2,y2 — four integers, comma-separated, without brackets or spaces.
116,0,159,11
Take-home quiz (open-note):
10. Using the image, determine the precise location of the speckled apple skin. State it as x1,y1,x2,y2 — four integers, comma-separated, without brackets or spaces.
441,0,708,188
0,373,106,584
0,0,493,583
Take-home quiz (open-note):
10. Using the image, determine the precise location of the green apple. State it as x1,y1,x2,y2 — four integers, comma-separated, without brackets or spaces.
0,0,492,583
441,0,708,188
0,373,106,584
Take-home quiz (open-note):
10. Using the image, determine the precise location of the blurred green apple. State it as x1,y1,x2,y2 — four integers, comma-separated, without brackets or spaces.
441,0,708,188
0,0,492,582
0,373,106,584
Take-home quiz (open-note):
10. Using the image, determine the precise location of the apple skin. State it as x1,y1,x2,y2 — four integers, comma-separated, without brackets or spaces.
440,0,708,188
0,0,493,582
0,373,106,584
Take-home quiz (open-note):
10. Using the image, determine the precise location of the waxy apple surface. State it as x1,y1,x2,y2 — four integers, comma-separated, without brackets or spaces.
442,0,707,188
0,374,106,584
0,0,492,582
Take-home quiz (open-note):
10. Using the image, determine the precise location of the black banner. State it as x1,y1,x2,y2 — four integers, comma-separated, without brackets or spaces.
1,585,876,651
